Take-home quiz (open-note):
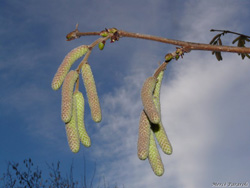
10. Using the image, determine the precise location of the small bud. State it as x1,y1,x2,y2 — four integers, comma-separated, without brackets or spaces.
100,30,109,37
175,54,180,60
108,28,118,33
66,31,78,41
165,53,173,62
98,41,105,50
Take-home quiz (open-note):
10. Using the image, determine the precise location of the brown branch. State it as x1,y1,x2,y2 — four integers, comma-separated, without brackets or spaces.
66,27,250,54
118,30,250,54
76,32,100,38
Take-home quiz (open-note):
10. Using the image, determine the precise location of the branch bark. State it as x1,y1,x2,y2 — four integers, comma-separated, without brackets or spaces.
118,30,250,54
68,28,250,54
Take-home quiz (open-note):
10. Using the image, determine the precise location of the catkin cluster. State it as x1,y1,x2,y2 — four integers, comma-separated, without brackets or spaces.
138,69,173,176
52,35,172,176
52,45,102,153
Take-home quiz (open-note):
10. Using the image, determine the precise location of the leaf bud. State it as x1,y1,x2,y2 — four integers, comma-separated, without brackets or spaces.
98,41,105,50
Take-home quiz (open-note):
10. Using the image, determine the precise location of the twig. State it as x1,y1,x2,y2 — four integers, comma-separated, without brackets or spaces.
153,62,168,78
210,29,250,38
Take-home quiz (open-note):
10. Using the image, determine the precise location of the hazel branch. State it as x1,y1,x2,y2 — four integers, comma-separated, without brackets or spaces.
118,30,250,54
66,27,250,54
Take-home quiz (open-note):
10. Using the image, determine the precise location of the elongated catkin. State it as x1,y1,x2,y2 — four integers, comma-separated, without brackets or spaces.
153,71,172,155
81,63,102,123
137,110,151,160
52,45,88,90
74,91,91,147
65,97,80,153
153,71,164,114
148,130,164,176
141,76,160,124
61,70,79,123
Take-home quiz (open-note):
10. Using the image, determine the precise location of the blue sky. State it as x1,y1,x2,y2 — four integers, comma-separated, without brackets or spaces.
0,0,250,187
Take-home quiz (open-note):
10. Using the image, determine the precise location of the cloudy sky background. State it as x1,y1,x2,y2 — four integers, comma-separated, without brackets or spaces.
1,0,250,187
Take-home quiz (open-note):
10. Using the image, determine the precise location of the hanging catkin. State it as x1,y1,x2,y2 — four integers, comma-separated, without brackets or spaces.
137,110,151,160
52,45,88,90
61,70,79,123
148,130,164,176
141,76,160,124
65,96,80,153
152,71,172,155
74,91,91,147
81,63,102,123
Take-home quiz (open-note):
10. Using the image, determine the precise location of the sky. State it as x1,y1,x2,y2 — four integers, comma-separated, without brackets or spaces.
0,0,250,187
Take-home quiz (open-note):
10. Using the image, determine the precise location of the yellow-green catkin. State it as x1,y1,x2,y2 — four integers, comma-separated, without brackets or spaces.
74,91,91,147
153,71,172,155
52,45,88,90
148,130,164,176
65,97,80,153
61,70,79,123
141,76,160,124
137,111,151,160
153,71,164,113
81,63,102,123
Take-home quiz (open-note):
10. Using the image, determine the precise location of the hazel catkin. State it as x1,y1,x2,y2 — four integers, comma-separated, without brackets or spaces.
81,63,102,123
153,71,164,113
148,130,164,176
61,70,79,123
137,110,151,160
153,71,172,155
74,91,91,147
141,76,160,124
65,97,80,153
52,45,88,90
